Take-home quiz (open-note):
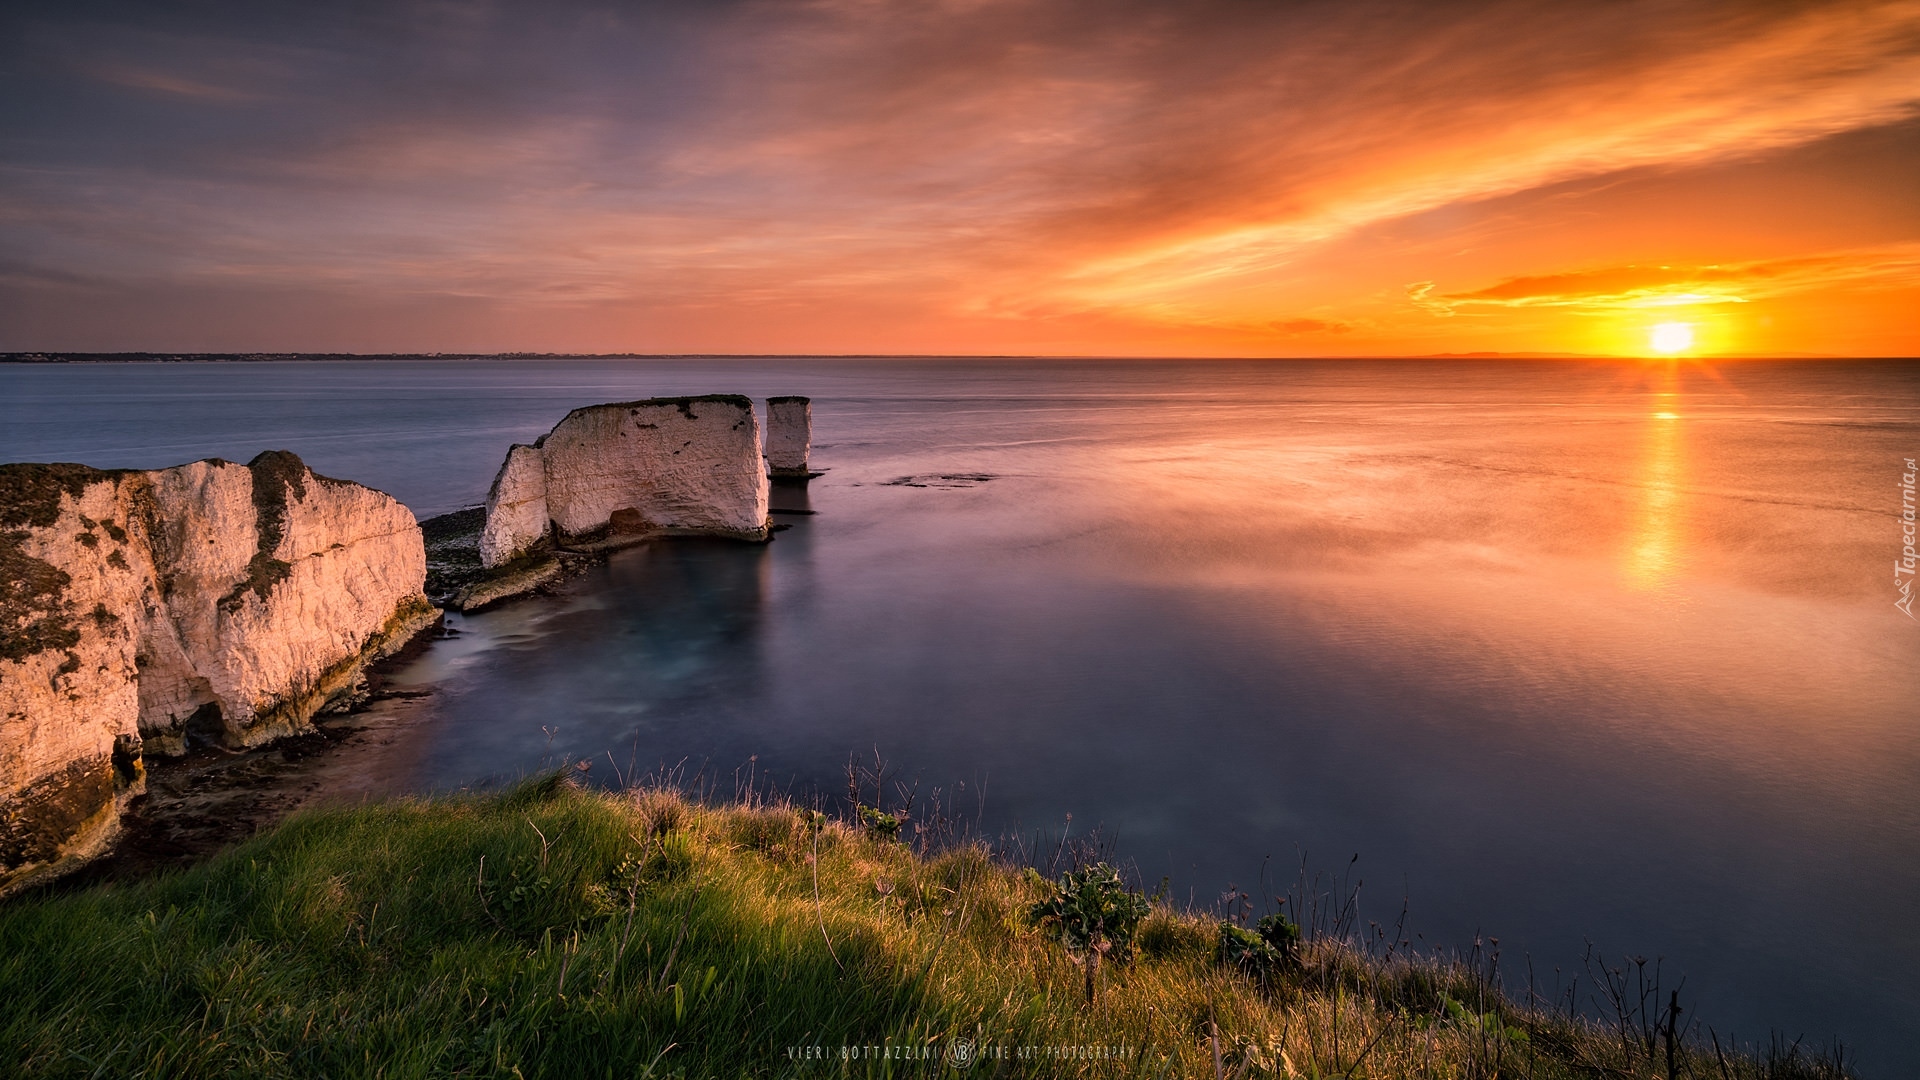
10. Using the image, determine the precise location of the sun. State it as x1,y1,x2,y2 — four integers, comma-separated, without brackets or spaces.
1649,322,1694,354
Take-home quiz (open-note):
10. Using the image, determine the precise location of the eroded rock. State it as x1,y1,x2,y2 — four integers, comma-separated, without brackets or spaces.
478,395,769,570
766,396,812,477
0,452,434,893
478,444,549,569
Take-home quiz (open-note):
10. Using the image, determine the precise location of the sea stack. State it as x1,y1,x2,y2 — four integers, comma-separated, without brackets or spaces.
0,452,435,894
477,395,770,571
766,396,812,478
477,444,549,570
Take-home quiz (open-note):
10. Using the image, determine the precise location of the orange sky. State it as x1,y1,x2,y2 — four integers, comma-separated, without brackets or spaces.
2,0,1918,356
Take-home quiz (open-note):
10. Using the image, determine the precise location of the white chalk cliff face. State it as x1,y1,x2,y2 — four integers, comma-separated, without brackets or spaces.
0,452,434,893
479,396,770,569
766,396,812,476
478,444,549,569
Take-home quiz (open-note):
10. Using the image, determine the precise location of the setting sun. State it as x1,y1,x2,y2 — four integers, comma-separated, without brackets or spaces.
1649,322,1695,354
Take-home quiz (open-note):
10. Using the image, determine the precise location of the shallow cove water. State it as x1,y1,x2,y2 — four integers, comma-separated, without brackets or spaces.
4,356,1918,1070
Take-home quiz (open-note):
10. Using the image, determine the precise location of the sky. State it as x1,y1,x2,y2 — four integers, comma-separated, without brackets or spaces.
2,0,1918,357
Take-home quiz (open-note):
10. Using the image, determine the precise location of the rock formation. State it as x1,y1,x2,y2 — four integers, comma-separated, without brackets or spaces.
1,451,434,894
477,444,548,569
478,395,769,570
765,396,813,478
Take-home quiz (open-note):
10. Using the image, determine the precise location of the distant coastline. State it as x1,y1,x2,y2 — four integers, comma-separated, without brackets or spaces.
0,350,1884,362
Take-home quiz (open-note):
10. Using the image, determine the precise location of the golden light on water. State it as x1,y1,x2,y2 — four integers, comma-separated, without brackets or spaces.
1649,323,1695,354
1628,367,1686,590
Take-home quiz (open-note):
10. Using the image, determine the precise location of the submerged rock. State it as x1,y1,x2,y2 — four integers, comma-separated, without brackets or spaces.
0,452,435,894
451,557,563,612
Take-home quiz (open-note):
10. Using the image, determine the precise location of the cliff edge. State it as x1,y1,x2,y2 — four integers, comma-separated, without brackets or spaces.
0,451,435,895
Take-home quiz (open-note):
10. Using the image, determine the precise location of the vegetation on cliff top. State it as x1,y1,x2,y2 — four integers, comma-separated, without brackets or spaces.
0,778,1855,1079
218,451,309,612
556,394,758,428
0,462,119,664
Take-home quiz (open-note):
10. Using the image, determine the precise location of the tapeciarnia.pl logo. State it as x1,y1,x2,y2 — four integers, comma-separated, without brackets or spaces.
1898,457,1917,620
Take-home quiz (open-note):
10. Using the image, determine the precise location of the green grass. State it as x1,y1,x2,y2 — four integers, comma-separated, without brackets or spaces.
0,777,1855,1079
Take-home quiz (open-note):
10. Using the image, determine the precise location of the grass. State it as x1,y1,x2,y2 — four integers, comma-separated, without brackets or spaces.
0,775,1857,1079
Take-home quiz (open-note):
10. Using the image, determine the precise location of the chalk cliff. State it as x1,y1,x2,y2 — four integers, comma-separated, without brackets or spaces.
478,395,769,570
766,396,812,477
478,444,549,569
1,452,434,893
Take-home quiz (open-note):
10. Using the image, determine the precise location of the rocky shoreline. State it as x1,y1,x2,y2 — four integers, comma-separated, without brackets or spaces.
45,631,448,891
2,393,817,894
37,485,784,892
423,505,618,613
0,452,434,895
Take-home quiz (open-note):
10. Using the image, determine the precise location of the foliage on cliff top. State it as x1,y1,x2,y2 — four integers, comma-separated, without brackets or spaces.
0,534,79,665
0,462,124,530
557,394,758,427
213,451,307,611
0,464,115,664
0,779,1855,1079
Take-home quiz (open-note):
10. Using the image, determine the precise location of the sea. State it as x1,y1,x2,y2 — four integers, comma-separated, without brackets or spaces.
3,356,1917,1071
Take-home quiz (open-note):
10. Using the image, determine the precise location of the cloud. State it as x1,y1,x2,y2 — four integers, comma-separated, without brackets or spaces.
1406,282,1454,318
1430,246,1920,313
1269,318,1351,335
2,0,1919,350
88,64,254,100
994,0,1920,304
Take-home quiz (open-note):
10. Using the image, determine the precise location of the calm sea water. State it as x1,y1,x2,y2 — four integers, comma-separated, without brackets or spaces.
4,357,1918,1070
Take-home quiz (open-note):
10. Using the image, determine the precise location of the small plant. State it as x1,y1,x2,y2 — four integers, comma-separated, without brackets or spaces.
1025,863,1151,1003
481,863,617,936
1219,922,1278,969
1423,992,1531,1044
1218,907,1303,980
857,803,901,841
1256,910,1301,964
490,867,558,916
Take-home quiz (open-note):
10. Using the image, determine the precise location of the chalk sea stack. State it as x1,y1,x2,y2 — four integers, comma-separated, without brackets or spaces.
765,396,812,478
478,395,770,571
0,452,435,895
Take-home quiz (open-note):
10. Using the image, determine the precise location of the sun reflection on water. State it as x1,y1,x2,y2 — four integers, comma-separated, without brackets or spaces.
1627,371,1686,589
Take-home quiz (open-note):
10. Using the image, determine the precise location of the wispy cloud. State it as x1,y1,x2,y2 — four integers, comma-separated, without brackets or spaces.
88,64,255,101
1432,246,1920,314
1005,1,1920,305
2,0,1918,352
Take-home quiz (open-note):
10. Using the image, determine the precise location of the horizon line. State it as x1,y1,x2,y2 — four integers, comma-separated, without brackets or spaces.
4,351,1908,363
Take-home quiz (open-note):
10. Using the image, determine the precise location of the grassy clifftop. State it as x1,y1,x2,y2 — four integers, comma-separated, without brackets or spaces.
0,780,1853,1079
